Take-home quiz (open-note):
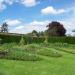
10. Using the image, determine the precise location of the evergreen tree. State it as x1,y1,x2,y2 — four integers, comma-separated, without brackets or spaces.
1,22,8,33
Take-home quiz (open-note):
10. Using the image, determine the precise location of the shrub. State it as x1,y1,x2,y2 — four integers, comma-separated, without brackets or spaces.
37,48,62,57
19,36,25,45
44,38,48,44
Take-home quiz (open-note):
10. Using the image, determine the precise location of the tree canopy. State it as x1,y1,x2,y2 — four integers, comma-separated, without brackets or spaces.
46,21,66,36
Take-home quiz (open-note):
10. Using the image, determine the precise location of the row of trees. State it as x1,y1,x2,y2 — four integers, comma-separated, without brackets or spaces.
27,21,66,37
0,21,67,37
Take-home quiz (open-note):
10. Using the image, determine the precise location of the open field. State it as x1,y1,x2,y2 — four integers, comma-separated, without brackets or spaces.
0,43,75,75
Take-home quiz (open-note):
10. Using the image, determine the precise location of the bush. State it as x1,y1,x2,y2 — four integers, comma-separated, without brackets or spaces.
37,48,62,57
0,46,42,61
19,36,25,45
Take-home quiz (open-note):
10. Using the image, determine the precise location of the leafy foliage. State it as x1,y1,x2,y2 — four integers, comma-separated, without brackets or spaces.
19,36,25,45
47,21,66,36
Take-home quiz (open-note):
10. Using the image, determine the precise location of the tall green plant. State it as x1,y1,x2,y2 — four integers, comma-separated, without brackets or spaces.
44,31,48,43
19,36,25,45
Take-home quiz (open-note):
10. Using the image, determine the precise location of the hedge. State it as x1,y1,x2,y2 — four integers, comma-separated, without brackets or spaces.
0,33,75,44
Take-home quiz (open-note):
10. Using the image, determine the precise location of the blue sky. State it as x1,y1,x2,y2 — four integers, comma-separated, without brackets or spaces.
0,0,75,35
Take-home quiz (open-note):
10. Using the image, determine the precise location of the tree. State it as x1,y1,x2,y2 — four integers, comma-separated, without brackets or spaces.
38,31,44,37
46,21,66,36
31,30,39,37
1,22,8,33
72,30,75,36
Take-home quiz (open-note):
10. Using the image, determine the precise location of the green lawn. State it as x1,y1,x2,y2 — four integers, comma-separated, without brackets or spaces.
0,43,75,75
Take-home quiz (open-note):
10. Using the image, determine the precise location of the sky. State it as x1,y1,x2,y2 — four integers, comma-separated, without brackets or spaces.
0,0,75,35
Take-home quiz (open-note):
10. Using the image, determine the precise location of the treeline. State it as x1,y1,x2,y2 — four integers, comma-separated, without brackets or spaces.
26,21,66,38
0,21,66,37
0,21,75,44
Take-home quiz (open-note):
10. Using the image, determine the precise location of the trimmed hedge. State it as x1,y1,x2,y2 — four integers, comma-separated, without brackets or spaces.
48,37,75,44
0,34,75,44
0,34,21,44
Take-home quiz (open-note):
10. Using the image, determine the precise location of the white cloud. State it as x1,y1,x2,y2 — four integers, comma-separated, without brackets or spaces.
0,2,6,12
0,0,4,3
15,26,24,29
0,0,39,11
9,20,50,34
41,6,65,15
21,0,39,7
5,0,14,5
5,19,22,26
25,20,49,32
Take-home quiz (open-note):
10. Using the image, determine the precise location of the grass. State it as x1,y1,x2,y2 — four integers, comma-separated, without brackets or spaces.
0,43,75,75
